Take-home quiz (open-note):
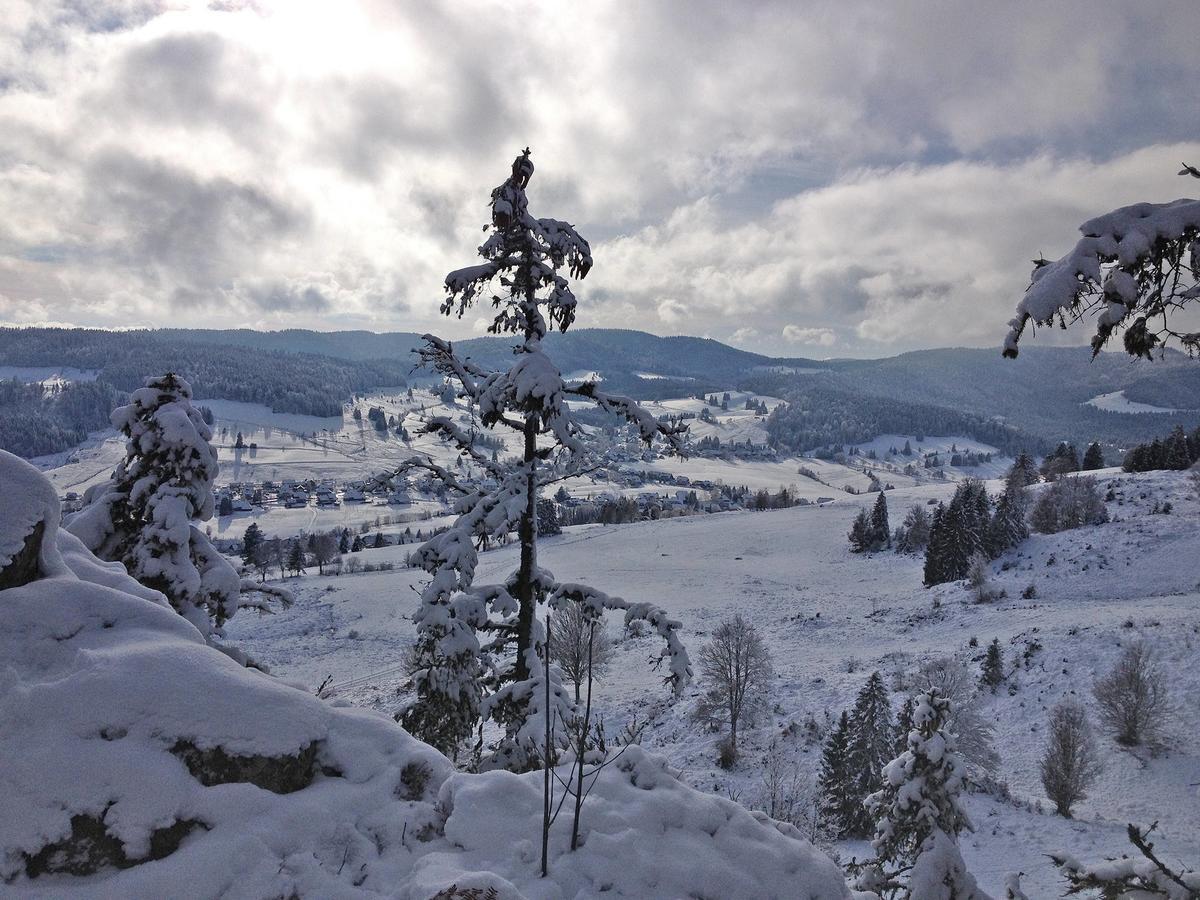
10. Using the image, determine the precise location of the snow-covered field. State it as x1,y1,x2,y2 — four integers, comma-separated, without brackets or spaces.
225,468,1200,897
1085,390,1181,414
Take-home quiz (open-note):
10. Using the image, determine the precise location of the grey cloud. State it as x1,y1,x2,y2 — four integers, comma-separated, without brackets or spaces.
82,150,308,288
241,282,331,313
105,31,263,134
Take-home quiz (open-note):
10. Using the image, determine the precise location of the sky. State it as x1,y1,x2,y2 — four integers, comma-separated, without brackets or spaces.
1,1,1197,358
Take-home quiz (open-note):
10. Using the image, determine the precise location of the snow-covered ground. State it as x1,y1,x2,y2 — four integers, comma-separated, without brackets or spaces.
0,365,98,383
2,448,853,899
1085,390,1181,414
225,468,1200,897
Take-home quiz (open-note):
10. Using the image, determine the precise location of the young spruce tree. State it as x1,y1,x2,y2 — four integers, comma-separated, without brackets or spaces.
844,671,895,837
395,151,691,767
65,374,251,638
861,689,986,899
818,710,856,837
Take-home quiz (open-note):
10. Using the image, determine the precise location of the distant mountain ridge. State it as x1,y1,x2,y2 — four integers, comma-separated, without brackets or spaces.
3,326,1199,456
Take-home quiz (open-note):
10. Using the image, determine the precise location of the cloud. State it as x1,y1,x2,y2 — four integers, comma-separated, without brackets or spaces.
656,298,687,324
0,0,1196,351
593,143,1200,354
781,325,836,347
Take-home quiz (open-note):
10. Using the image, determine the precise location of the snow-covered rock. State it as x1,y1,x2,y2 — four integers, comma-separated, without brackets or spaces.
0,452,851,899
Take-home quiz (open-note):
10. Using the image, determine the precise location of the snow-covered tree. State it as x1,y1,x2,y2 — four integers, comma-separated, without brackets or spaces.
1004,166,1200,359
242,522,263,565
987,469,1029,557
1029,474,1109,534
980,639,1004,692
287,540,306,577
536,497,561,536
1008,452,1039,489
1039,699,1102,818
549,597,614,704
695,614,771,762
896,504,932,554
392,151,690,766
65,374,244,637
862,689,987,899
1093,640,1170,747
924,480,991,586
870,491,891,550
818,710,856,837
849,508,872,553
844,671,895,837
917,656,999,779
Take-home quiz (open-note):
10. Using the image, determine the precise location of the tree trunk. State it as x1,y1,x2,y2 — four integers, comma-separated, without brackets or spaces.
514,414,538,681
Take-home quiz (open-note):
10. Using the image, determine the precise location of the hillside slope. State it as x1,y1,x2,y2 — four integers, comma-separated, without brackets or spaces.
0,450,851,900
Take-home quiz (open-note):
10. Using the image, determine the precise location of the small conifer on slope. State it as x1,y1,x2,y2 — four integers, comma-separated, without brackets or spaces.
842,671,894,837
818,710,856,836
394,151,691,767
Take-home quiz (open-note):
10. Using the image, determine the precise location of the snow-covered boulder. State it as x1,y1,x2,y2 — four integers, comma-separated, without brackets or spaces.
1,452,852,898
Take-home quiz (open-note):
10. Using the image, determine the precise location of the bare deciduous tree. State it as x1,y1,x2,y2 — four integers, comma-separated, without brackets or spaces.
549,599,614,704
696,615,772,762
310,532,338,575
753,742,828,843
918,655,1000,778
1093,641,1170,747
1039,700,1102,817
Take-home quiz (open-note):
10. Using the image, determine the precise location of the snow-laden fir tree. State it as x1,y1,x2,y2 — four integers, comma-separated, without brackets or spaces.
393,150,691,767
817,710,856,837
923,503,948,585
844,671,894,837
861,689,989,899
65,373,251,639
987,466,1029,557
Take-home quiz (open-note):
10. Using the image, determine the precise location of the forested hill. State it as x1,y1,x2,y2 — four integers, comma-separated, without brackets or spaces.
3,326,1199,457
806,346,1200,452
151,327,788,397
0,328,410,417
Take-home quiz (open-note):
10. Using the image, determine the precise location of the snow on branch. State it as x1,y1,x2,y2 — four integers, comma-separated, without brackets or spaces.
1050,822,1199,898
566,381,689,453
1004,191,1200,359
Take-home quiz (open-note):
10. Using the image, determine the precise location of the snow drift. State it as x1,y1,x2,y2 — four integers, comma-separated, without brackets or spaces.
0,450,851,899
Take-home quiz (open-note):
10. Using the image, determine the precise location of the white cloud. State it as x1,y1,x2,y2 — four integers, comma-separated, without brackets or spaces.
781,325,836,347
656,298,687,325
